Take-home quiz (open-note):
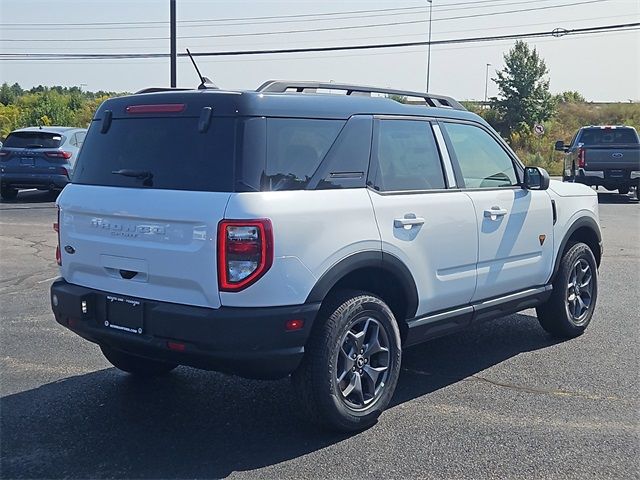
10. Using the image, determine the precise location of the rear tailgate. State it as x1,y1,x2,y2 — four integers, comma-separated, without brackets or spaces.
59,98,238,308
584,145,640,171
58,185,230,308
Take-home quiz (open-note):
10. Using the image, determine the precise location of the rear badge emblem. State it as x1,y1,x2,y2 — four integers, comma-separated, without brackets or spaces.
539,235,546,246
64,245,76,254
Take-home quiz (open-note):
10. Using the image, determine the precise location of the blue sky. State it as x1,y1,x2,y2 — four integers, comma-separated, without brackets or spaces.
0,0,638,101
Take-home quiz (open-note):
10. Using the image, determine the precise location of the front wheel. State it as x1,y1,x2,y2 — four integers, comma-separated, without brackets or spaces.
292,292,402,432
100,345,178,376
537,242,598,338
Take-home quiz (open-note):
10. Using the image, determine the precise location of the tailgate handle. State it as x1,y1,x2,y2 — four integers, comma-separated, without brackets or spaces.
119,269,138,280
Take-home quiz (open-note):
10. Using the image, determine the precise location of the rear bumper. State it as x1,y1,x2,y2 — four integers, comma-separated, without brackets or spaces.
574,169,639,188
0,172,69,189
50,279,320,379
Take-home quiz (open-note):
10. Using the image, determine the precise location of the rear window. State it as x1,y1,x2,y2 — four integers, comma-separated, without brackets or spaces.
4,131,63,149
73,117,236,192
578,128,639,146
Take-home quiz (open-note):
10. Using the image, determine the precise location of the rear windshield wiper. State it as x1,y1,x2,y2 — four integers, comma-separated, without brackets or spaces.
111,169,154,186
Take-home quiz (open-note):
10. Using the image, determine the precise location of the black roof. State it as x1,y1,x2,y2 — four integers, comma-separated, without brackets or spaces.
95,87,482,124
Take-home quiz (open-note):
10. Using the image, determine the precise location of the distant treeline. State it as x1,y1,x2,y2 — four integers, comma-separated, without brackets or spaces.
0,82,128,140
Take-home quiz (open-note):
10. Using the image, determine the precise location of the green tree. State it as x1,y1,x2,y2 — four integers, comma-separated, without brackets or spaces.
490,41,556,136
555,90,586,104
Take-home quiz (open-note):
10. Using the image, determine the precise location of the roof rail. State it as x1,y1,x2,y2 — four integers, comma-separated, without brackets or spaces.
256,80,466,111
134,87,192,94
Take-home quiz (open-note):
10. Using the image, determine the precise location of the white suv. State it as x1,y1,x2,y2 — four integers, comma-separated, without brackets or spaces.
51,81,602,431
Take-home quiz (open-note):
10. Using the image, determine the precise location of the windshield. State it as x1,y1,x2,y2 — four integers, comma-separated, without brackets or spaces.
73,117,236,192
4,131,63,149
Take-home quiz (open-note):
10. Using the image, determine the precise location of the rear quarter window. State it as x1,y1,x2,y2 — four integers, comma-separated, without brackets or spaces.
261,118,345,191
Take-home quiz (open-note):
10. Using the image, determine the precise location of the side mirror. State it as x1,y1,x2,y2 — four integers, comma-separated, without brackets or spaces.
524,166,550,190
554,140,566,152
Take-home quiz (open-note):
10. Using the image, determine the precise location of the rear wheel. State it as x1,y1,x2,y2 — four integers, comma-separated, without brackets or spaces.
292,291,401,432
100,345,178,376
536,242,598,338
1,187,18,200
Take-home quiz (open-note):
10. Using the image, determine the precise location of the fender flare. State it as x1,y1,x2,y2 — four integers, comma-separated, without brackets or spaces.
551,216,602,281
305,251,419,320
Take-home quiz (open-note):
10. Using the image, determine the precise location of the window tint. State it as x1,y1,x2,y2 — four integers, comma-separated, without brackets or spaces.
73,117,235,192
262,118,344,191
314,115,372,190
76,131,86,147
443,122,517,188
374,120,445,191
578,127,638,146
4,131,63,149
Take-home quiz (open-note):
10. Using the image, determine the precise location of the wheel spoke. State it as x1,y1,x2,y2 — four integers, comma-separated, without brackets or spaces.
364,322,386,357
576,295,587,316
347,330,366,354
341,372,365,405
363,364,387,386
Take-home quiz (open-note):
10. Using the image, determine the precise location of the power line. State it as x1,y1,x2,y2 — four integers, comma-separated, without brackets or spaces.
6,13,629,53
0,0,563,28
1,0,610,43
1,23,635,61
1,0,565,31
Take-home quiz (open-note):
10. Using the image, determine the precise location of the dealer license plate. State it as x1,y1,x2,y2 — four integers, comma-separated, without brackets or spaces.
105,295,144,334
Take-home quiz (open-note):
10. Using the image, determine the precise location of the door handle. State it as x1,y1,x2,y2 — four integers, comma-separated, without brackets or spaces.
394,216,425,228
484,206,508,220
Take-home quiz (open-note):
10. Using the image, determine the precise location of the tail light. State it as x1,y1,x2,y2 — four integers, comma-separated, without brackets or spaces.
58,166,69,177
578,147,586,168
45,151,72,160
54,206,61,266
217,219,273,292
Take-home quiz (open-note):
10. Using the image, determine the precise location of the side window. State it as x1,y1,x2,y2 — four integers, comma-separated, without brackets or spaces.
68,134,77,147
443,122,518,188
373,119,446,192
263,118,344,191
76,131,86,147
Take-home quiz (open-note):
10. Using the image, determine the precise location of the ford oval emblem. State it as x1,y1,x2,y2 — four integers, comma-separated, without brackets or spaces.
64,245,76,254
612,152,623,158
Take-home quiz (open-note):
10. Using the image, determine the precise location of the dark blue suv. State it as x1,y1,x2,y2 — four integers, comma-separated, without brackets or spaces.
0,126,86,200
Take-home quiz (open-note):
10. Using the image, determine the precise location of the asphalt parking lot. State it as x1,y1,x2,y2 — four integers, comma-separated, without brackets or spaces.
1,189,638,479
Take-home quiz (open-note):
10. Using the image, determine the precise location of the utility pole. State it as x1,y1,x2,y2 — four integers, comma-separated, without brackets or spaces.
170,0,177,87
426,0,433,92
484,63,492,105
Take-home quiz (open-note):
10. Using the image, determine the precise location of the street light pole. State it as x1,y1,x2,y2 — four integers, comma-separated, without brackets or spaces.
426,0,433,92
484,63,492,105
170,0,177,87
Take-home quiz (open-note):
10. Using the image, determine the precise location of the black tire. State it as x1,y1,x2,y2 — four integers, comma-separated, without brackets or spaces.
536,242,598,338
618,187,629,195
292,291,402,432
100,345,178,376
1,187,18,201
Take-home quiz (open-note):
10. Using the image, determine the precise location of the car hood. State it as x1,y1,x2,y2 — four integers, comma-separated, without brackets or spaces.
548,180,597,197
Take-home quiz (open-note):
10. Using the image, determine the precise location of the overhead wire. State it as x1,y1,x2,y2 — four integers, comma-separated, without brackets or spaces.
0,0,610,42
1,23,636,61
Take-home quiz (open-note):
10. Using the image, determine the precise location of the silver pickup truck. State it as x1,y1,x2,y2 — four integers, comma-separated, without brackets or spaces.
556,125,640,197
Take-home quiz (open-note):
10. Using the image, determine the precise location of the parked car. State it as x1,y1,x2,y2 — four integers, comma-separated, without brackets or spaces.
50,81,602,431
556,125,640,195
0,126,87,200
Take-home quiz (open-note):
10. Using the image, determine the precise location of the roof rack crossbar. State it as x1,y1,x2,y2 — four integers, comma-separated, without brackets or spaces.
256,80,466,111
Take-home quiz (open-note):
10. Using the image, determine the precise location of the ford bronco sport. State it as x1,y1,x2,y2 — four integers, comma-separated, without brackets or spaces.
51,81,602,431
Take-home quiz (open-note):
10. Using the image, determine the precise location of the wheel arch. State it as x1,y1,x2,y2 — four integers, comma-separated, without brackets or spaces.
305,251,419,331
552,216,602,282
